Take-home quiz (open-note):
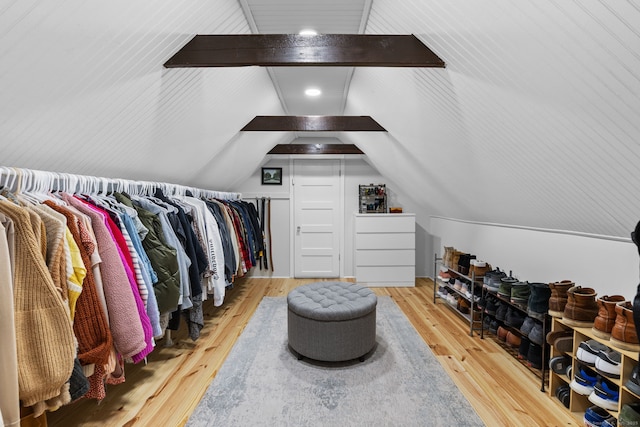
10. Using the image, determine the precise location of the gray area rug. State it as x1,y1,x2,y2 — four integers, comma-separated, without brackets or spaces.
187,296,484,427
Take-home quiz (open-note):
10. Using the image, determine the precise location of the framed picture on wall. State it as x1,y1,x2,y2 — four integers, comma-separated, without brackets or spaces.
261,167,282,185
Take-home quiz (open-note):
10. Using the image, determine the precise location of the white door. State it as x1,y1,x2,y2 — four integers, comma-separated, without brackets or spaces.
293,159,341,278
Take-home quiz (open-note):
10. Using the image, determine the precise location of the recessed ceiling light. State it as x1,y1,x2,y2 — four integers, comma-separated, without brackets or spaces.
305,88,322,97
299,29,318,36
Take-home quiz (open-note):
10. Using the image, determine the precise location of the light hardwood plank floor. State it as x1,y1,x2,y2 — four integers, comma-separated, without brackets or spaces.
46,278,579,426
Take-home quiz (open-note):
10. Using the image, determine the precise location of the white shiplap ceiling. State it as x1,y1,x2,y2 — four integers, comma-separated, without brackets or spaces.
1,0,640,239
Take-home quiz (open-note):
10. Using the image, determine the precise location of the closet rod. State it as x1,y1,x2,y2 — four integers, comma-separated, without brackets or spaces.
0,166,241,201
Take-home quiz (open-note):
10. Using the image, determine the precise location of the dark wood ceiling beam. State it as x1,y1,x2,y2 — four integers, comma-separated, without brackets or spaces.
267,144,364,155
241,115,386,132
164,34,445,68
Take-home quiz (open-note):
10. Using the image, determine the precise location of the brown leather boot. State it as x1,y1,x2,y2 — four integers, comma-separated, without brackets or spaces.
548,280,574,318
610,301,640,352
592,295,627,339
562,286,598,327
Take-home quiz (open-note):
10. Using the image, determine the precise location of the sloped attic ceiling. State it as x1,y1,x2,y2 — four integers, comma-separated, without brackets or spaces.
2,0,640,239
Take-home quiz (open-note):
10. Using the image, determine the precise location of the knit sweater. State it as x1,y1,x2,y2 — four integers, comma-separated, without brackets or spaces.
44,202,113,367
63,195,146,359
0,200,75,409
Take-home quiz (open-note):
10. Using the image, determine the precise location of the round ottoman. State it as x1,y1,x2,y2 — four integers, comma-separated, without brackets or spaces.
287,281,378,362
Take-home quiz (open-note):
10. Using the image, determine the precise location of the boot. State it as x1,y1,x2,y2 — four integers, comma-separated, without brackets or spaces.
548,280,574,318
562,286,598,327
443,246,454,268
592,295,627,340
610,301,640,352
469,259,490,278
527,282,551,322
451,250,463,272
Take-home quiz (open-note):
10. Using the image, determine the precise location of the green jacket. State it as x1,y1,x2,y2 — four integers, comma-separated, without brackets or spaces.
114,193,180,314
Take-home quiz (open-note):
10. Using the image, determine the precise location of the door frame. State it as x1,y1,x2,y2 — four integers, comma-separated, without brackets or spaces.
289,156,345,278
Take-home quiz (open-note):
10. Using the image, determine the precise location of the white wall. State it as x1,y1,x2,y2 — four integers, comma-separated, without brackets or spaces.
431,217,640,300
232,156,429,279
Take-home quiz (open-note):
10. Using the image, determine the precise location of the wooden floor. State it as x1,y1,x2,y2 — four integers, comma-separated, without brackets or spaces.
46,278,579,426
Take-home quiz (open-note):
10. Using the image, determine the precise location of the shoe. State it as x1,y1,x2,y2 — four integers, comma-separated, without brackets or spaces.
626,364,640,396
576,340,609,366
549,355,572,375
483,315,492,331
505,307,526,329
454,279,464,291
562,286,599,327
484,297,498,316
610,301,640,352
592,295,627,339
555,384,571,408
497,326,508,341
498,276,518,299
546,329,573,353
519,317,536,336
595,348,621,379
601,416,617,427
496,302,508,321
443,246,454,268
484,268,506,292
619,403,640,426
457,253,475,275
548,280,574,317
518,336,530,360
588,379,619,411
506,331,521,348
528,322,544,346
527,282,551,321
570,367,598,395
469,259,490,278
566,364,572,380
527,342,546,370
510,282,531,306
489,320,498,335
584,405,612,427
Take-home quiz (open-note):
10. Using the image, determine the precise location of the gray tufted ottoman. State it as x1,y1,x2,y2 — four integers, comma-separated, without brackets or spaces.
287,281,378,362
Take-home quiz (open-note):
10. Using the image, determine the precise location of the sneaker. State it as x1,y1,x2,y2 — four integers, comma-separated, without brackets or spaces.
588,379,619,411
619,403,640,426
601,416,616,427
625,364,640,396
570,367,598,395
549,355,572,375
584,405,612,427
595,348,621,379
577,340,610,366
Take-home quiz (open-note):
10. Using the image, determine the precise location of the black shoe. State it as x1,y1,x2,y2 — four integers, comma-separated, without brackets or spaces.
485,297,498,316
505,307,526,329
518,336,530,360
496,302,508,321
626,364,640,396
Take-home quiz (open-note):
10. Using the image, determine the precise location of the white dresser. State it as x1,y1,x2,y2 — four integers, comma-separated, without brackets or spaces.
354,213,416,287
